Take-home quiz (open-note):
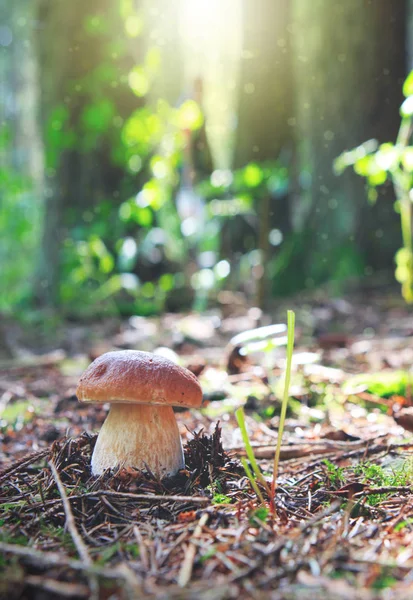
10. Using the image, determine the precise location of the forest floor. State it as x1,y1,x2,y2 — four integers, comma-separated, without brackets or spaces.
3,285,413,599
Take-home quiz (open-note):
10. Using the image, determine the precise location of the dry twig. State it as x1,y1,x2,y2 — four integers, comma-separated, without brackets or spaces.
26,489,211,509
0,449,49,483
178,512,209,587
49,460,99,600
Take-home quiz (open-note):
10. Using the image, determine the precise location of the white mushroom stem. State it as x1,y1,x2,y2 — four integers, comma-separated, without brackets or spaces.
91,403,185,477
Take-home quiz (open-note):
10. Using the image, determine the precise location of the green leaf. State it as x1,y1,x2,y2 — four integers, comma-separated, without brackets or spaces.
403,71,413,97
271,310,295,502
396,247,413,267
354,155,374,177
120,0,134,19
150,155,170,180
354,153,388,187
236,408,270,497
400,96,413,118
91,275,123,302
81,100,115,134
367,187,378,204
141,179,164,209
402,147,413,171
100,253,114,274
97,542,120,564
159,273,174,291
89,236,108,258
212,494,231,504
119,201,132,222
248,506,269,525
243,163,264,188
145,47,161,74
368,170,387,186
134,206,153,227
253,506,269,522
128,67,149,97
124,15,143,37
122,109,161,149
394,518,413,532
240,457,265,504
375,143,399,171
176,100,203,131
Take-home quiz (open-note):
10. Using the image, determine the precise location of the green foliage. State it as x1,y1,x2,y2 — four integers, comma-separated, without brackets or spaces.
271,310,295,500
0,530,27,546
248,506,269,525
0,501,27,514
97,542,122,564
323,459,345,486
195,160,288,301
236,311,295,512
240,457,266,504
53,17,217,316
354,460,413,488
198,161,288,203
2,2,290,317
45,105,76,169
39,524,75,551
0,130,40,312
371,574,397,591
236,408,270,503
212,493,231,504
199,547,216,563
75,101,253,316
0,401,34,433
394,517,413,532
81,99,115,135
343,371,413,398
335,71,413,302
323,458,413,506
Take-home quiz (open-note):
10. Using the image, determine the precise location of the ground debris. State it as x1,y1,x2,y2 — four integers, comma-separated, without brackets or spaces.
184,423,243,489
3,300,413,598
2,423,413,598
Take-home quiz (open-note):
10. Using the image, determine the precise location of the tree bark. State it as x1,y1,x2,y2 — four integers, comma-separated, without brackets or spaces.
233,0,293,308
288,0,406,291
0,0,44,309
34,0,141,306
143,0,185,107
234,0,293,168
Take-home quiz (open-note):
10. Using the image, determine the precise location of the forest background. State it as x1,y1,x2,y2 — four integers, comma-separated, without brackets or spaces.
1,0,411,320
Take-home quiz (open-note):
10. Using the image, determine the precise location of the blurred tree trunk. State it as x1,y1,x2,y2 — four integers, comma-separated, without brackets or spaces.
142,0,185,106
0,0,44,311
234,0,293,168
1,0,44,184
233,0,293,307
34,0,85,306
287,0,406,292
34,0,140,307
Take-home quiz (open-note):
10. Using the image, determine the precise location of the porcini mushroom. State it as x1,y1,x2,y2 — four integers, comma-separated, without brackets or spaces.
76,350,203,477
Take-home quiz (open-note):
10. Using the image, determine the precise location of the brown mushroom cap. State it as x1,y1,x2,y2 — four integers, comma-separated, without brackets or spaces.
76,350,203,409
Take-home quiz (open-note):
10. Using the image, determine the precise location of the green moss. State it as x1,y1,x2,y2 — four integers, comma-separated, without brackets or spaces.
343,371,413,398
0,401,35,431
212,493,231,505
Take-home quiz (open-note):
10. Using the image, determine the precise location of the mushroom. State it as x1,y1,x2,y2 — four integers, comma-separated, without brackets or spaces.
76,350,203,477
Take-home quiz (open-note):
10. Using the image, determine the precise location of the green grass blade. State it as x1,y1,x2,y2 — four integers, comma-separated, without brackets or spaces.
271,310,295,499
240,457,265,504
235,407,270,493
